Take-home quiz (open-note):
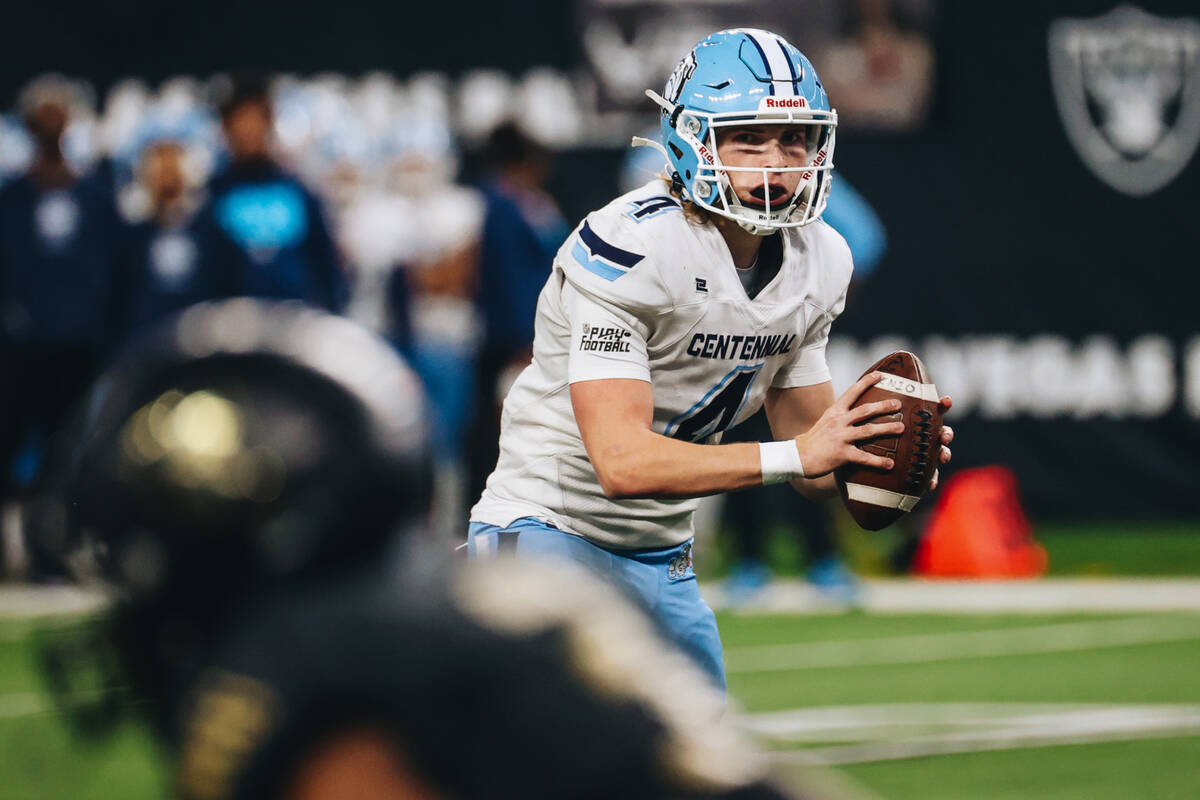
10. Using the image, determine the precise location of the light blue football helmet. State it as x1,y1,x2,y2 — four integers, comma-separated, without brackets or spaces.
638,29,837,235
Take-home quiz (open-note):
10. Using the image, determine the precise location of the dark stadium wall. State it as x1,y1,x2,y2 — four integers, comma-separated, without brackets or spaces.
0,0,577,103
828,1,1200,517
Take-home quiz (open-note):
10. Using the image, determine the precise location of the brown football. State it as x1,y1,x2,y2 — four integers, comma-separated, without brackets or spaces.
834,351,944,531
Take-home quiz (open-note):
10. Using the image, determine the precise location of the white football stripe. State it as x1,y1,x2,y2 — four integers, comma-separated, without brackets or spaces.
874,374,940,402
745,30,796,97
746,703,1200,766
0,692,47,719
845,483,921,512
702,578,1200,614
723,615,1200,673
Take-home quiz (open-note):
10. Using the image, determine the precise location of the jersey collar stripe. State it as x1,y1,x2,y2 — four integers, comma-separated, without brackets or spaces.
579,221,645,268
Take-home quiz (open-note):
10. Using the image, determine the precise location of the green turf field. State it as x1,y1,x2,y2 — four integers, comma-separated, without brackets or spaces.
720,610,1200,800
0,618,164,800
2,608,1199,799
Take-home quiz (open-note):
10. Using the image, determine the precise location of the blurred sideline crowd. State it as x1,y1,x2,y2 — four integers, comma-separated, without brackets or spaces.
0,71,567,573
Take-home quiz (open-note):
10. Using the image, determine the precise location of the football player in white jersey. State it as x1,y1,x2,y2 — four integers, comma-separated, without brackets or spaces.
468,28,953,688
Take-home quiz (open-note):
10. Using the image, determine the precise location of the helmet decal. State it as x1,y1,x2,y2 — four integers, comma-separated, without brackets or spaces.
663,49,698,107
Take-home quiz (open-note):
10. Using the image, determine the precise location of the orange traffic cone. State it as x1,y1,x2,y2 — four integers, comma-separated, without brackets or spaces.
912,466,1047,578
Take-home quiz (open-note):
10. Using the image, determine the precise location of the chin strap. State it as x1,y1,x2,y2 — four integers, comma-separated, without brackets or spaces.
630,136,684,199
630,136,670,159
643,88,674,114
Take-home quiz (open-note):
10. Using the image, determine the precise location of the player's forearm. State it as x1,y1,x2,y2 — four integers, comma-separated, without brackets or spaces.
789,473,837,500
590,429,765,500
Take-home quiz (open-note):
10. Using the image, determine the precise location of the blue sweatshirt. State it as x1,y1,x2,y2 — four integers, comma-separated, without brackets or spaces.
195,160,344,311
0,172,122,349
113,213,223,345
476,178,568,355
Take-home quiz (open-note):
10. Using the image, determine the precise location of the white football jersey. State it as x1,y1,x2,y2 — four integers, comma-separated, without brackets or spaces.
470,181,853,550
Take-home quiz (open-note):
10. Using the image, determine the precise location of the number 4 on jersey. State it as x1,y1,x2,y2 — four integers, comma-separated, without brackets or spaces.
624,195,680,223
665,365,762,443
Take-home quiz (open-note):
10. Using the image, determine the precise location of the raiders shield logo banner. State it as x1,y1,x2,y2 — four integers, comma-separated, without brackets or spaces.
1049,5,1200,196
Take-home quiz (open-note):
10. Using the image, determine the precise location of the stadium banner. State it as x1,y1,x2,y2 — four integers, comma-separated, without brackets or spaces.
819,1,1200,516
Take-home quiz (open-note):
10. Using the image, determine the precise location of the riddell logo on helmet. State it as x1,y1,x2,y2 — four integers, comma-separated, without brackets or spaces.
800,146,828,181
761,97,807,110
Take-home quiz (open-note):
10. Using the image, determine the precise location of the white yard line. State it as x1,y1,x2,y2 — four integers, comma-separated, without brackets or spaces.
724,615,1200,674
704,578,1200,614
4,578,1200,620
0,586,108,622
744,703,1200,766
746,703,1200,740
0,692,47,719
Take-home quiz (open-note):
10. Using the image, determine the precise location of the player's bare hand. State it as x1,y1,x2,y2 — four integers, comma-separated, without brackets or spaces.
931,398,954,490
794,372,904,477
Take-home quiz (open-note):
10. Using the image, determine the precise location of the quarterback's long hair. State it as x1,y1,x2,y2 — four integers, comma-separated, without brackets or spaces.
659,172,714,227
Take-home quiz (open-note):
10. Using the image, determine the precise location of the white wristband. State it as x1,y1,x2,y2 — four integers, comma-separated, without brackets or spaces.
759,440,805,485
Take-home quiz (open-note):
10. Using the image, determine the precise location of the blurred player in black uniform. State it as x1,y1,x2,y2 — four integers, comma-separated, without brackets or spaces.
37,300,808,800
39,300,433,736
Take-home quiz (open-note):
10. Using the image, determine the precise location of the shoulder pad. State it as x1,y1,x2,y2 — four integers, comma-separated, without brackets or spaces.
557,202,675,314
790,220,854,306
812,219,854,279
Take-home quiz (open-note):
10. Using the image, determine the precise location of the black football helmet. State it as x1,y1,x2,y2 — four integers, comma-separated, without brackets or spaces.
35,299,432,734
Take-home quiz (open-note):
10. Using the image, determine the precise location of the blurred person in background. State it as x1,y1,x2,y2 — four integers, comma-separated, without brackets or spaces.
112,135,220,345
0,113,35,185
34,300,803,800
466,121,568,507
817,0,935,131
0,75,121,545
384,119,485,537
337,111,486,537
195,75,345,311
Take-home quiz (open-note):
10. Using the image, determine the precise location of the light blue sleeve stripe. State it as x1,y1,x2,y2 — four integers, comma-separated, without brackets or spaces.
572,240,626,281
